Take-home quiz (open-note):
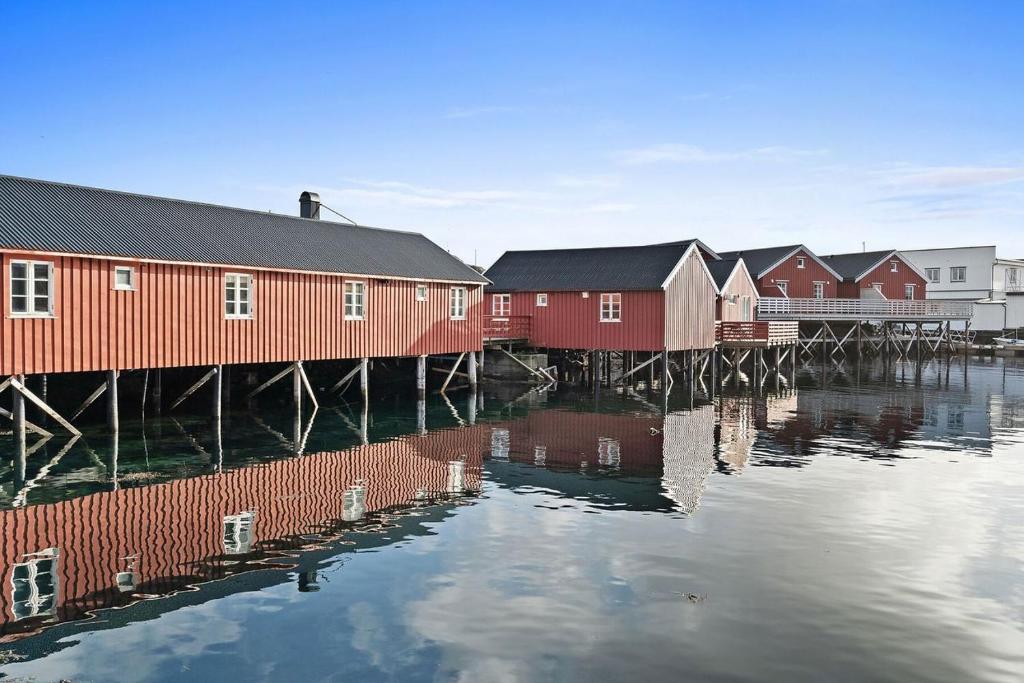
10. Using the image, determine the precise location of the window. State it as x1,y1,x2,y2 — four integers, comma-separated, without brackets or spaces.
113,265,135,291
492,293,510,317
1008,268,1022,291
796,256,806,269
813,282,825,299
950,266,966,283
12,549,59,621
450,287,467,319
536,293,548,307
600,293,621,321
904,284,915,300
890,261,899,273
925,268,940,283
224,273,253,318
344,281,366,320
416,283,428,302
742,296,752,321
776,280,789,297
581,291,589,299
10,260,54,317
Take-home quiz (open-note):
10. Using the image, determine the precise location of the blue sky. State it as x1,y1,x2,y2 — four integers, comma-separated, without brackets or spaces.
2,1,1022,266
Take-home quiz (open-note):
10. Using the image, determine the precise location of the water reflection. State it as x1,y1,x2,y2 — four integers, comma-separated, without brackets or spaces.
1,357,1023,682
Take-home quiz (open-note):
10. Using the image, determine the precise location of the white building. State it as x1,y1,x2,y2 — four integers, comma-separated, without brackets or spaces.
902,246,1024,332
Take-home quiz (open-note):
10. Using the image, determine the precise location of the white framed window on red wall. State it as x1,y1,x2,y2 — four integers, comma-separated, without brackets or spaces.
600,293,621,321
492,293,510,317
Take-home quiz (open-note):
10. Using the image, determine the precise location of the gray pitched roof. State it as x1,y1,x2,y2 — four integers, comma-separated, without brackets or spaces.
705,258,742,290
717,245,803,278
821,250,895,281
485,241,699,292
0,174,487,283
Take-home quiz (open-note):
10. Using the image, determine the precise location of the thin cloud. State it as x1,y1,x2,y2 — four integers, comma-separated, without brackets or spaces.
877,165,1024,189
330,179,542,209
616,143,827,165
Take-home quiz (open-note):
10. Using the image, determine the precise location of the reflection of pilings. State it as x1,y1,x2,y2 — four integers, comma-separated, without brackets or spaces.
110,430,119,491
417,398,426,435
467,390,477,425
360,401,369,445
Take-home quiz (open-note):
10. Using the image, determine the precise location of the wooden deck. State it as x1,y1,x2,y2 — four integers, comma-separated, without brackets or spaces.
716,321,799,348
483,315,532,343
757,297,974,321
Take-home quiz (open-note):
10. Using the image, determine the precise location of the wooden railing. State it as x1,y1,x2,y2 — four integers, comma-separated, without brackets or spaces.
757,297,974,321
483,315,532,341
716,320,799,346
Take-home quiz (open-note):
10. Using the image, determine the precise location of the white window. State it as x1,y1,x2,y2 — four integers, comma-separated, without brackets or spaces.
9,260,54,317
796,256,806,269
776,280,789,297
742,296,752,321
11,548,59,621
581,291,589,299
890,261,899,273
600,293,621,321
113,265,135,291
344,281,366,320
904,284,915,300
223,512,255,555
224,273,253,318
925,268,940,283
492,293,510,317
950,266,966,283
813,281,825,299
450,287,467,319
536,293,548,307
416,283,428,302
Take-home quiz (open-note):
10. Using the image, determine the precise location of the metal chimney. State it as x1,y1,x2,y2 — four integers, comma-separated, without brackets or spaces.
299,191,321,219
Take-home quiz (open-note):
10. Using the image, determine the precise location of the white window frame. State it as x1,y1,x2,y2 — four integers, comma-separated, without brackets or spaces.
113,265,136,291
224,273,254,319
536,293,548,307
796,256,806,269
925,268,940,283
950,266,966,283
890,261,899,273
904,284,915,300
9,259,55,318
741,296,752,321
450,287,467,320
344,280,366,320
600,293,621,322
415,283,428,302
813,281,825,299
776,280,789,297
492,293,510,317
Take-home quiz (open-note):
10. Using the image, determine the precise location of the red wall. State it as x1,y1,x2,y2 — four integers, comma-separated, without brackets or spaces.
0,251,483,376
836,256,927,300
756,249,838,299
494,290,667,351
0,425,488,642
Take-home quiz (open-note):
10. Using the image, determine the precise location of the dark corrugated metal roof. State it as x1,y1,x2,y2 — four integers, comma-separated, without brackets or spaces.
705,258,742,290
821,250,895,281
717,245,803,278
0,174,488,283
484,241,698,292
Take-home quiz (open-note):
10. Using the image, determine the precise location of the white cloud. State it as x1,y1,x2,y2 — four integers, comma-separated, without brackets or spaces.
616,143,827,165
877,165,1024,189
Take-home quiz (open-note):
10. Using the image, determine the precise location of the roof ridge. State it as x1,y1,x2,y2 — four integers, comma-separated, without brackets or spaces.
502,241,694,255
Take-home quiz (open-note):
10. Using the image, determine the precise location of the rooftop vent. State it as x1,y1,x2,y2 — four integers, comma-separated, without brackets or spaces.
299,191,320,220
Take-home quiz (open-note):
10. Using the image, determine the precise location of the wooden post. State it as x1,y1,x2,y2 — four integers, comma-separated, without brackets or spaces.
293,362,302,408
963,321,971,359
107,370,119,433
12,375,26,466
856,322,863,358
467,390,477,425
417,398,426,434
416,355,427,399
360,358,369,403
661,351,670,391
648,351,655,390
467,350,478,387
153,369,162,415
212,364,223,420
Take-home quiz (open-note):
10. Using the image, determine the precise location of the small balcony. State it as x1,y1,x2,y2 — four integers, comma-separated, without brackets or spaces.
757,297,974,321
716,321,799,348
483,315,532,342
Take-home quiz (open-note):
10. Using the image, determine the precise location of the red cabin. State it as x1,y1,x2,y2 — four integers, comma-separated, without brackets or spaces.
821,250,927,300
483,240,719,353
718,245,842,299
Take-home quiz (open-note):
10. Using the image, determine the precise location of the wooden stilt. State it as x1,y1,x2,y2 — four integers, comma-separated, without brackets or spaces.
329,363,361,395
614,353,662,384
297,362,319,409
212,364,223,420
360,358,370,403
12,376,26,464
9,376,81,436
169,367,217,411
441,352,465,394
416,355,427,398
467,350,478,387
70,380,107,421
247,364,295,400
107,370,119,432
293,362,302,408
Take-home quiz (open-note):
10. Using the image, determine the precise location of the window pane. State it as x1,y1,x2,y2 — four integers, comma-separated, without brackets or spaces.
11,278,26,296
115,268,132,286
11,262,26,279
33,263,49,280
34,278,49,296
11,296,27,313
226,301,236,315
34,296,49,313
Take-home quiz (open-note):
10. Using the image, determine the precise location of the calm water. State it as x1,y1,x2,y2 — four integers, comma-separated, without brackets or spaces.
1,358,1023,682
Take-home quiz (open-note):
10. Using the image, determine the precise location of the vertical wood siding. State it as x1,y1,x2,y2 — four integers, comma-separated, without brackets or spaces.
836,256,927,300
499,290,666,351
755,249,839,299
0,251,483,375
717,264,759,322
663,249,717,350
0,425,488,641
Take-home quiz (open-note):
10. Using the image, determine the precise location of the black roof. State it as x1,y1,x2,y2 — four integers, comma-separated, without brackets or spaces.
821,250,895,281
705,258,743,290
485,241,699,292
717,245,803,278
0,174,487,283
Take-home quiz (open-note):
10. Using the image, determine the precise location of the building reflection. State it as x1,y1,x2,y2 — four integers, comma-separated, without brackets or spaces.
0,426,487,643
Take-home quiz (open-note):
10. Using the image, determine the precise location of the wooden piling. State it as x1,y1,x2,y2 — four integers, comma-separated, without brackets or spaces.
107,370,119,433
360,358,369,403
468,350,478,387
12,375,26,464
213,364,223,420
416,355,427,398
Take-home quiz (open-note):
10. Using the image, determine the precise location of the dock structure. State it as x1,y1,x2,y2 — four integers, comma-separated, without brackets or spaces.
0,174,487,453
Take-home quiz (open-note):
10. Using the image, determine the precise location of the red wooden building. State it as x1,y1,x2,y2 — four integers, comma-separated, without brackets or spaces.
821,250,927,300
482,240,719,354
718,244,842,299
0,174,487,431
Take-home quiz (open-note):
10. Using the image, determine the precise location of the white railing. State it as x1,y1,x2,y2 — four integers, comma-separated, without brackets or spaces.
757,297,974,321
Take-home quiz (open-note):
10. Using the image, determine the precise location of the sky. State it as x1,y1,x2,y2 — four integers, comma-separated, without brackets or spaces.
2,1,1023,268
